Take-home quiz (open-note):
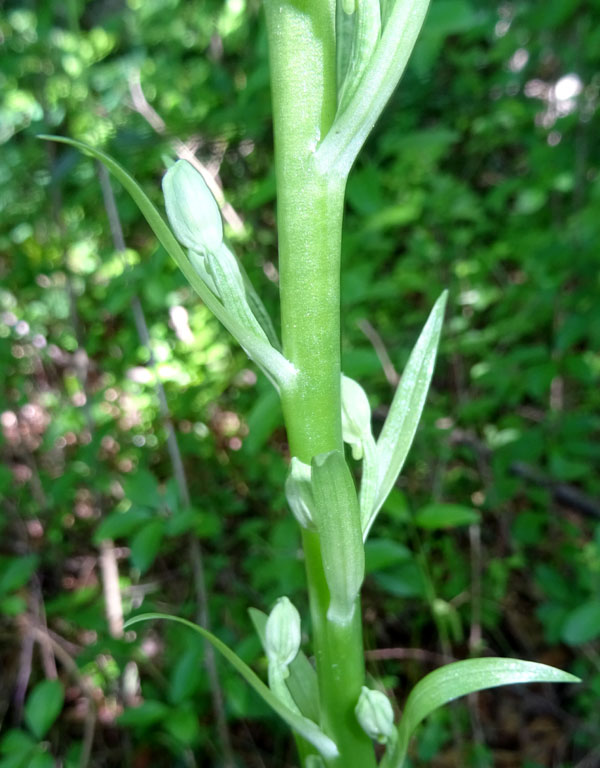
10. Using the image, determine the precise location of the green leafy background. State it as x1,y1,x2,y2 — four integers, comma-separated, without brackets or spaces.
1,0,599,766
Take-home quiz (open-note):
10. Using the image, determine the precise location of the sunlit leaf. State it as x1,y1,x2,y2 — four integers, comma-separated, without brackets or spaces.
364,291,447,538
124,613,338,759
38,136,295,390
382,658,579,767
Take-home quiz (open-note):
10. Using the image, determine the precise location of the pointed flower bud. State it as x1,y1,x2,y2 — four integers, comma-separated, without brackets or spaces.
162,160,223,255
355,686,395,744
341,375,374,461
285,458,316,530
265,597,301,671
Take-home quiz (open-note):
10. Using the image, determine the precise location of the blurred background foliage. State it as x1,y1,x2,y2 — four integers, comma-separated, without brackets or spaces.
1,0,599,766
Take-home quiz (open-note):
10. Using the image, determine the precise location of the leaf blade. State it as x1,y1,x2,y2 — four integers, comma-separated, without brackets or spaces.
385,658,579,767
366,291,447,538
24,680,64,740
124,613,338,759
37,136,295,389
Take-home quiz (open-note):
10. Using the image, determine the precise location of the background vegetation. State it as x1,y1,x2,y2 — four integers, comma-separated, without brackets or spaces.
1,0,599,766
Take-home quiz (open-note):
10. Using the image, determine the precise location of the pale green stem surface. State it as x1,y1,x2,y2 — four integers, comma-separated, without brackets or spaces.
264,1,376,765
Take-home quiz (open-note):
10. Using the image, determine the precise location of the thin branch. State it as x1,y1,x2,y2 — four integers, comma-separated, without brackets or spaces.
357,318,399,387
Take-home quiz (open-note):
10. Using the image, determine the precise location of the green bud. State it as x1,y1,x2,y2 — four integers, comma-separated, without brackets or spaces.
162,160,223,255
265,597,301,670
341,374,374,460
355,686,395,744
285,458,316,530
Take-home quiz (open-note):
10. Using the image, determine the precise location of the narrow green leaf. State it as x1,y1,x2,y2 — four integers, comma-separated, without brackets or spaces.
124,613,337,759
24,680,64,740
317,0,431,176
364,291,447,539
249,607,320,723
414,503,480,530
336,0,355,93
338,0,381,114
38,136,296,390
384,658,580,767
311,451,365,624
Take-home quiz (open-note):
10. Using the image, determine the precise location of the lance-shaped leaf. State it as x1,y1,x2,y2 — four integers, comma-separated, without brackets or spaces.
337,0,381,114
363,291,447,539
124,613,338,760
249,607,320,723
311,451,365,625
382,658,580,768
38,137,296,390
316,0,431,177
336,0,355,93
285,458,317,531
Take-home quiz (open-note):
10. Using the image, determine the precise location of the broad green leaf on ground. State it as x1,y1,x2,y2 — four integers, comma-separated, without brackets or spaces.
117,700,170,728
124,613,337,759
414,503,480,530
24,680,64,740
130,519,165,574
382,658,579,767
93,507,153,544
561,600,600,645
0,556,39,596
364,539,412,572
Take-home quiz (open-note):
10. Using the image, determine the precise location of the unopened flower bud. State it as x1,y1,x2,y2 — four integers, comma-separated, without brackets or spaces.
341,375,374,461
355,686,395,744
265,597,301,670
285,458,316,530
162,160,223,255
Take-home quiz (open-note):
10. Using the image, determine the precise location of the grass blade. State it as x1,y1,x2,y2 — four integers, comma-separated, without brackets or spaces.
124,612,338,759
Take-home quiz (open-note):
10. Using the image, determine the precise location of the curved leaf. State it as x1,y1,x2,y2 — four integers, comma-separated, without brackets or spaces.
364,291,447,539
37,136,295,390
383,657,580,767
123,612,338,760
317,0,431,176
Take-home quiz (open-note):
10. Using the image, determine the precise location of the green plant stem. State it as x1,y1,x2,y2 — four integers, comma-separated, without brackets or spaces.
264,1,375,766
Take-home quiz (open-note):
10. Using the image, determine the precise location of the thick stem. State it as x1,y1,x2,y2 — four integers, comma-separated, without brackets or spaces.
264,2,376,765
